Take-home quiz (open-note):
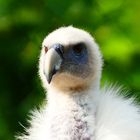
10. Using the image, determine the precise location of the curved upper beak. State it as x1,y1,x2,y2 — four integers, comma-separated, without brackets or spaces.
44,44,64,84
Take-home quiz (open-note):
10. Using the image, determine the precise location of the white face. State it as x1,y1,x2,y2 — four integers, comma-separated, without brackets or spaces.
39,26,103,93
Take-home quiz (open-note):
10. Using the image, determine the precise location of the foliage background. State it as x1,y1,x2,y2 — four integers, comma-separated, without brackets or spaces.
0,0,140,139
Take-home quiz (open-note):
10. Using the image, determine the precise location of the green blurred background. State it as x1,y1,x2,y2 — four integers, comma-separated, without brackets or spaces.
0,0,140,139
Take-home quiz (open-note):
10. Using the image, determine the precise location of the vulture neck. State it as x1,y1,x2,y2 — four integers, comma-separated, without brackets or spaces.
46,85,99,139
47,84,99,111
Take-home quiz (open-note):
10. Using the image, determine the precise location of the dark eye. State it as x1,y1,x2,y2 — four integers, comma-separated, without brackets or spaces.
72,43,86,56
44,46,48,54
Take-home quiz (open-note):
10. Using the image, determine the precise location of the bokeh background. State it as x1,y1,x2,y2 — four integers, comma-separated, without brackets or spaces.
0,0,140,139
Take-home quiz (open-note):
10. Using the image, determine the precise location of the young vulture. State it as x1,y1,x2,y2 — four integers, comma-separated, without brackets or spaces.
17,26,140,140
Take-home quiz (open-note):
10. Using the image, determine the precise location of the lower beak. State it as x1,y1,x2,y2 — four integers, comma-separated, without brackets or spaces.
44,44,64,84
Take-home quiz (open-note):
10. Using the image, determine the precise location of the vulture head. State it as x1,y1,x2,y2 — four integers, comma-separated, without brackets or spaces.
39,26,102,93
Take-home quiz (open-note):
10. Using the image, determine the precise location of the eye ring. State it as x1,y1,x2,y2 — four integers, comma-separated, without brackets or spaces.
72,43,86,56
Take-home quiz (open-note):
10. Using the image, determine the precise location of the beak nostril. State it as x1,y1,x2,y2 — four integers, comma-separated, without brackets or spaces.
44,47,48,54
53,44,64,59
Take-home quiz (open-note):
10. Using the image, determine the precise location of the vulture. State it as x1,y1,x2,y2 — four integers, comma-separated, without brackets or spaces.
17,26,140,140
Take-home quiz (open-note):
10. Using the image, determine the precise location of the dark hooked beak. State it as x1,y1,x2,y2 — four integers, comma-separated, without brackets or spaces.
44,44,64,84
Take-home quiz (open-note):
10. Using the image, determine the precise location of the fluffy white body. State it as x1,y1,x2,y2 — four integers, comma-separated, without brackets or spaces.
18,87,140,140
17,26,140,140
